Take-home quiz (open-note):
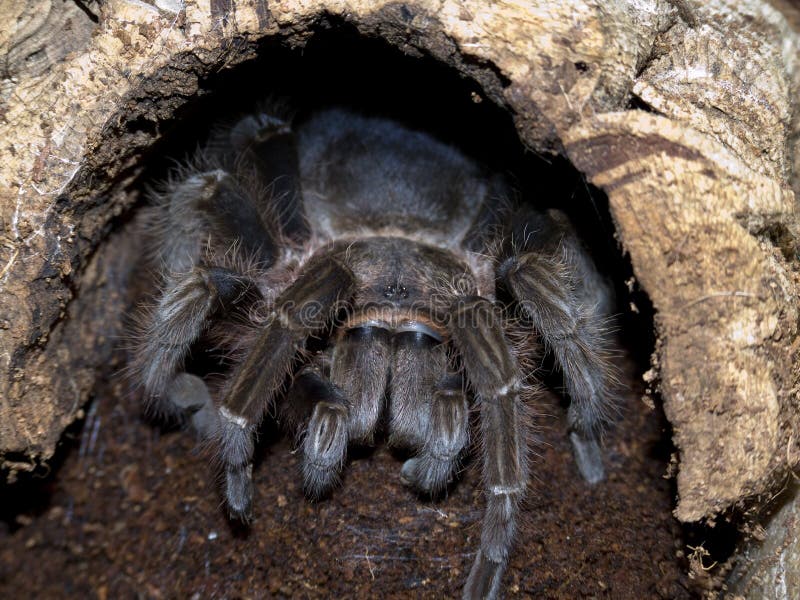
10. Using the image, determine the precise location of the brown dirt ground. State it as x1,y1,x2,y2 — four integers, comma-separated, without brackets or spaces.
0,356,691,599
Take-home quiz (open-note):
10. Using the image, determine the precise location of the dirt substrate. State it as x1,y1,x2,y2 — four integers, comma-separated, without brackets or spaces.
0,358,692,599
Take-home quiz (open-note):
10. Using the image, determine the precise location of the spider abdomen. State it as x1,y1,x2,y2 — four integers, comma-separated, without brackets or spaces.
297,109,493,247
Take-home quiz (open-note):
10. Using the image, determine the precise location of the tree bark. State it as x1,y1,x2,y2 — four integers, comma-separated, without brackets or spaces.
0,0,798,541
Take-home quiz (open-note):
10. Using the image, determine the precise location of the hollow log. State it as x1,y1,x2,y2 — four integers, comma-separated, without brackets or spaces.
1,0,798,560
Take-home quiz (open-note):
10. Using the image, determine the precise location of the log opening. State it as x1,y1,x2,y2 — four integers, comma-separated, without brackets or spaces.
0,23,706,598
2,2,798,596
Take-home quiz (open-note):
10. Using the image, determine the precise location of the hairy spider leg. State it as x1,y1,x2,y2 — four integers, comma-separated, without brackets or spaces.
210,111,310,242
214,257,356,520
137,166,276,416
152,169,278,272
449,297,530,600
499,212,618,484
138,265,259,413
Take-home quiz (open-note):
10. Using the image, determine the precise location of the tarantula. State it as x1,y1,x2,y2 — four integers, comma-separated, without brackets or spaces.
133,107,617,599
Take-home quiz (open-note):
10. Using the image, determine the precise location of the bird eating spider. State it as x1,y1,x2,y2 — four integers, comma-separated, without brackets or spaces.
132,107,618,599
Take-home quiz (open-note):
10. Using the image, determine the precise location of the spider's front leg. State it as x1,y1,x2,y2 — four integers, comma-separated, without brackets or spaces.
499,212,617,484
449,296,529,600
214,256,355,519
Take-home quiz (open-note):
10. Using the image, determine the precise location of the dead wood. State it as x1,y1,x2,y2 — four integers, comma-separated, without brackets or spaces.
0,0,798,551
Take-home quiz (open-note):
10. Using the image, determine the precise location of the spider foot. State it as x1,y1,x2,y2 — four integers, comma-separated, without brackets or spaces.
165,373,220,438
302,400,348,497
400,456,455,495
464,550,506,600
225,463,254,522
569,431,605,484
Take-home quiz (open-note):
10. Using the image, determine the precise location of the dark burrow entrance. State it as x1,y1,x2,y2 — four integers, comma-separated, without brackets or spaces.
0,23,725,598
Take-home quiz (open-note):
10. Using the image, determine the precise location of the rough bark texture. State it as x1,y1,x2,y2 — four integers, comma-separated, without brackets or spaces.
726,483,800,598
0,0,798,542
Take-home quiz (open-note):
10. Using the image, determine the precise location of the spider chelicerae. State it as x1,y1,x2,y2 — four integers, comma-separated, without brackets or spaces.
133,107,618,599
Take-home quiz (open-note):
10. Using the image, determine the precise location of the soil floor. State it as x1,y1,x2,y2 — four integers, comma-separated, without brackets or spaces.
0,364,691,599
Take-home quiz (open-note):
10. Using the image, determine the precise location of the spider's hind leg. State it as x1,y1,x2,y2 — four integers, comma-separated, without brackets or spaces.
221,110,309,241
498,209,618,484
152,168,279,273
